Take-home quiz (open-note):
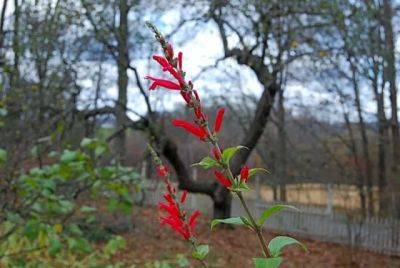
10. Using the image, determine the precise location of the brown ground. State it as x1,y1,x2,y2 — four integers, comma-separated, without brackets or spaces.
111,206,400,267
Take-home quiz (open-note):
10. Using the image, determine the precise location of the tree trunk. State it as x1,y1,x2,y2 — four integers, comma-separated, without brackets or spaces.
371,61,390,215
382,0,400,217
115,0,129,164
349,58,373,215
343,107,367,217
10,0,19,87
0,0,9,54
277,87,287,202
212,190,232,219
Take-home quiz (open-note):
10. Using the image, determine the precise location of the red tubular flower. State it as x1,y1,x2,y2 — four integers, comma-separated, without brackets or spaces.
160,216,190,240
194,106,206,121
189,210,201,229
178,52,183,70
240,165,250,182
145,76,181,90
158,202,180,218
167,184,176,195
180,190,188,203
212,147,221,161
163,193,175,205
214,108,225,133
157,165,168,177
193,90,200,102
152,56,184,85
181,91,192,104
172,119,208,140
152,55,171,71
166,43,174,59
214,171,232,188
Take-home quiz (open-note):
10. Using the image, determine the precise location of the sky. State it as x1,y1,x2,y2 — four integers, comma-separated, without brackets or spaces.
3,1,400,123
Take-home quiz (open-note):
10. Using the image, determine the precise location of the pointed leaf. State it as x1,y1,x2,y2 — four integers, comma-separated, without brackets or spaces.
249,168,270,178
268,236,307,257
221,146,247,164
253,257,282,268
192,156,219,170
258,205,299,226
211,217,247,229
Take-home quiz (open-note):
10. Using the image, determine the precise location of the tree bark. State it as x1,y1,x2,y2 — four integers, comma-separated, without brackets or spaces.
343,107,367,216
348,57,373,215
10,0,19,87
277,87,287,202
115,0,129,164
382,0,400,217
371,60,390,215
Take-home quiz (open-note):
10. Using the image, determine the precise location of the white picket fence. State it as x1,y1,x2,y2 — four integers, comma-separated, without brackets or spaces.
142,186,400,256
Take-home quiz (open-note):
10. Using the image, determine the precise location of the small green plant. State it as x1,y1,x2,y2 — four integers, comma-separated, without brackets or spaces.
0,137,140,266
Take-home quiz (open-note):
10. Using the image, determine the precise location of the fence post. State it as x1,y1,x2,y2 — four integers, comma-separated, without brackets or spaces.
191,168,198,210
325,183,333,216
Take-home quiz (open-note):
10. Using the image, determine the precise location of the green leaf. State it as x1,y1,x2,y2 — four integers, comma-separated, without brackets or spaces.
176,254,190,267
60,150,78,163
253,257,282,268
268,236,306,257
95,145,107,157
249,168,270,178
192,244,209,261
24,219,40,241
68,237,92,253
68,224,83,236
80,138,93,148
192,156,219,170
211,217,247,229
258,205,299,226
0,148,7,163
221,146,247,164
104,236,126,255
48,237,63,256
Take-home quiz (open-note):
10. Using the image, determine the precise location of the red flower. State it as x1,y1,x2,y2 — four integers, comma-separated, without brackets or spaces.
178,52,183,70
163,193,175,205
181,91,192,104
214,171,232,188
166,43,174,59
212,147,221,161
180,190,188,203
152,55,171,71
158,202,180,218
157,165,169,177
151,55,184,85
189,210,201,229
172,119,208,140
194,106,206,121
240,165,249,182
145,76,181,90
214,108,225,133
160,216,190,240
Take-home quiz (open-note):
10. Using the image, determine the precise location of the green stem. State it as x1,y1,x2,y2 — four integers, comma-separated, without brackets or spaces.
190,240,208,268
236,192,269,257
205,129,270,257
